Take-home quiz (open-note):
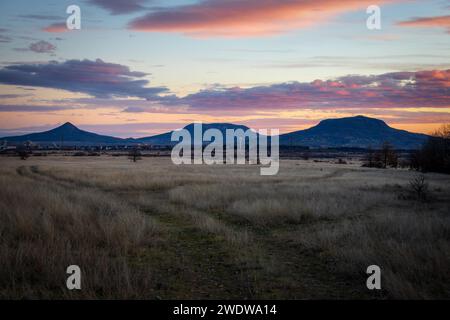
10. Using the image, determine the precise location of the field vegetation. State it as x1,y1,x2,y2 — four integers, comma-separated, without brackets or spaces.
0,156,449,299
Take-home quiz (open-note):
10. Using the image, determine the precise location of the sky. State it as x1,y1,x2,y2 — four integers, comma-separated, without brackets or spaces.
0,0,449,138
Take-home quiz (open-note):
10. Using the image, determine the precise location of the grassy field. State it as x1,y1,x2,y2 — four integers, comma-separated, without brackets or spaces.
0,156,449,299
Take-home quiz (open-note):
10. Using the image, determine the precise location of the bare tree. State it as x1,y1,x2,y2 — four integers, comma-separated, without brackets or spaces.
128,147,142,163
17,147,31,160
409,174,429,201
380,142,398,168
363,144,397,168
435,124,450,139
412,124,450,174
363,147,378,168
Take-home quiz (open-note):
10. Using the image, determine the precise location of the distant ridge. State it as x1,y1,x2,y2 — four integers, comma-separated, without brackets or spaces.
280,116,428,149
138,123,252,145
1,122,125,146
1,116,429,149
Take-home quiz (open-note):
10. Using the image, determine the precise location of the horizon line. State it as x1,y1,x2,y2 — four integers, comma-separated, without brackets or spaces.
0,115,432,140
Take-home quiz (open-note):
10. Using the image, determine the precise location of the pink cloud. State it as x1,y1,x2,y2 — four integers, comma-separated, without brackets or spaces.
161,69,450,111
43,23,67,33
128,0,398,37
398,15,450,34
29,40,56,53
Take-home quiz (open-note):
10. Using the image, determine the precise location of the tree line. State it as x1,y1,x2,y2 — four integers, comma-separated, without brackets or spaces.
363,124,450,174
410,124,450,174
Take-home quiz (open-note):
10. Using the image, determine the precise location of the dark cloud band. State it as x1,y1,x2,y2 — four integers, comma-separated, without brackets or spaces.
0,59,169,99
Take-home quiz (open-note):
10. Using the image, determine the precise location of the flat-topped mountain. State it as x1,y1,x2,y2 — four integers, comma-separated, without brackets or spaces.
280,116,428,149
138,123,252,145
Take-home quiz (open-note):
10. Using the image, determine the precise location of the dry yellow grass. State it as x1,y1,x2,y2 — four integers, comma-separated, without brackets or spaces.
0,165,160,299
0,155,449,299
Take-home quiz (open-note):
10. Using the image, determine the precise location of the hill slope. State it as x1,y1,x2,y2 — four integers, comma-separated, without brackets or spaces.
280,116,428,149
1,117,429,149
137,123,252,145
1,122,125,146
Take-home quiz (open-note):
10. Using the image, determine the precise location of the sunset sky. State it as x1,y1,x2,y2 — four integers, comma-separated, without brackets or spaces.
0,0,449,138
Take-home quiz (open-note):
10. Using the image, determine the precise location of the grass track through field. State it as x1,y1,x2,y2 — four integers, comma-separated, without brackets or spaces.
15,165,257,298
16,164,371,298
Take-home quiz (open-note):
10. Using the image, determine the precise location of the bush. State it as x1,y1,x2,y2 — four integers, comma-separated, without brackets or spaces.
409,174,429,201
73,152,87,157
16,148,31,160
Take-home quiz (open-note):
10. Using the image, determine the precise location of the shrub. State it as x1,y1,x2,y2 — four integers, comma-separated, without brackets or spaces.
409,174,429,201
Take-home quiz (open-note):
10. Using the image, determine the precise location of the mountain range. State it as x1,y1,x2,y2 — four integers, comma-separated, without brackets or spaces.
0,116,429,149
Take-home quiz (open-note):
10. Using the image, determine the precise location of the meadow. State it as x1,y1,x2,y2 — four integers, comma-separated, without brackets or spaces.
0,156,449,299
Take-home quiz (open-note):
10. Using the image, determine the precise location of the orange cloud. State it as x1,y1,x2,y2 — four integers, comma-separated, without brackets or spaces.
415,69,450,88
398,15,450,34
129,0,398,37
43,23,67,33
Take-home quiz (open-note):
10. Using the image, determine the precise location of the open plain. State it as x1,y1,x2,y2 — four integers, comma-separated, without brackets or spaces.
0,156,449,299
